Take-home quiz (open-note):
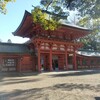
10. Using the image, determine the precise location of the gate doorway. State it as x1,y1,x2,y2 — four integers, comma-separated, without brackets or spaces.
52,55,58,70
68,54,73,69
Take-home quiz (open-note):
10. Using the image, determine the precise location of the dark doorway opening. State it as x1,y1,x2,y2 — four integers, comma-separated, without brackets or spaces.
52,55,58,71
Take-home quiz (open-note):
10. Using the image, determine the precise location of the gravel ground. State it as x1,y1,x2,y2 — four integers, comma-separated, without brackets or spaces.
0,69,100,100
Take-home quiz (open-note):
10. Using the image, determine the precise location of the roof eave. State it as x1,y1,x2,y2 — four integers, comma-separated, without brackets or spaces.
12,10,31,36
61,24,92,32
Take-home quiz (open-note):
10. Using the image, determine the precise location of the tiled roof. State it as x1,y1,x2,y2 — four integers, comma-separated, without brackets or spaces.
0,43,30,54
13,10,91,38
77,50,100,57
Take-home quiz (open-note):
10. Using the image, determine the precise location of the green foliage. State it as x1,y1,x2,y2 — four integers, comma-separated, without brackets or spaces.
78,17,100,36
32,0,69,30
40,0,68,20
76,11,100,51
78,16,89,27
40,0,100,19
78,17,100,51
40,0,100,30
0,0,15,14
31,0,100,50
32,7,60,30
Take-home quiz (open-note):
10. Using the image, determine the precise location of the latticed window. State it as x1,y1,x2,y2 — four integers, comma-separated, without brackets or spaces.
82,59,87,65
91,60,94,65
97,60,100,64
2,58,17,67
77,59,80,65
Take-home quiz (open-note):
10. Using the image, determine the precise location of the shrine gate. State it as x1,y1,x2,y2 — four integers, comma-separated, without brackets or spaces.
13,11,99,72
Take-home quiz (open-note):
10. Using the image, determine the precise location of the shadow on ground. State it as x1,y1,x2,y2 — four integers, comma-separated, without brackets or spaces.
0,69,100,78
1,78,41,85
52,83,100,92
0,71,40,77
49,69,100,77
0,71,40,81
0,82,100,100
0,72,41,85
95,97,100,100
0,88,44,100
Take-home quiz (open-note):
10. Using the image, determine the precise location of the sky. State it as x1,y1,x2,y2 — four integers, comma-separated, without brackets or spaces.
0,0,40,43
0,0,77,44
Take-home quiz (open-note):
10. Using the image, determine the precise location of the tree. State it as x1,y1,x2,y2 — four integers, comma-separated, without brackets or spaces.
31,0,100,31
40,0,100,19
0,0,15,14
37,0,100,51
32,7,60,30
79,33,100,51
7,39,12,43
32,0,70,30
77,18,100,51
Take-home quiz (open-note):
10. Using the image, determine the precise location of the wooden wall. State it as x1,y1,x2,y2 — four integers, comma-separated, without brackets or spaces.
77,55,100,69
20,56,33,72
0,54,36,72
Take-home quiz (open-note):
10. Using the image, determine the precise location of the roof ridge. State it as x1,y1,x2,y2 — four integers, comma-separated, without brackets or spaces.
0,42,26,45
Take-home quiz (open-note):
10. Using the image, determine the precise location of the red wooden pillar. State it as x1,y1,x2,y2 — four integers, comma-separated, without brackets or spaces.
73,49,77,70
65,46,68,70
80,58,82,69
20,57,22,72
49,44,53,71
37,45,41,72
80,58,82,66
88,59,90,69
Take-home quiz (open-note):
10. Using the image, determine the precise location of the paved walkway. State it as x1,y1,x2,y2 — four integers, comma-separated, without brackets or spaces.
0,69,100,100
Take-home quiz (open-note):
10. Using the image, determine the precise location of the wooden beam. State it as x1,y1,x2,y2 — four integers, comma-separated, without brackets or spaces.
32,37,83,48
